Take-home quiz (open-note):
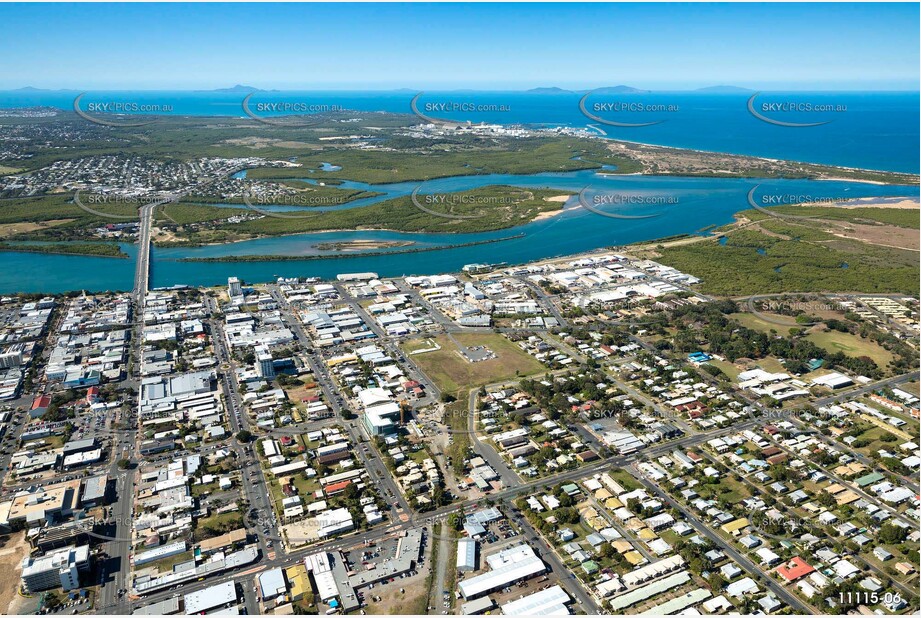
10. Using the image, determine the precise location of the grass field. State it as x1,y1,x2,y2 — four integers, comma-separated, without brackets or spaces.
805,329,894,368
194,511,244,540
755,357,788,374
403,333,544,397
706,359,741,381
730,312,800,334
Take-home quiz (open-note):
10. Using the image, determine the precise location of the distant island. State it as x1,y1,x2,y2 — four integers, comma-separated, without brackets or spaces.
693,85,754,93
525,85,755,94
591,85,651,94
525,87,574,94
204,84,278,93
526,85,650,94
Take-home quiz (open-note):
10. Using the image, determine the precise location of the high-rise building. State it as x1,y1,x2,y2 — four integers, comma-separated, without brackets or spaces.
0,350,22,369
255,345,275,379
228,276,242,297
20,545,90,592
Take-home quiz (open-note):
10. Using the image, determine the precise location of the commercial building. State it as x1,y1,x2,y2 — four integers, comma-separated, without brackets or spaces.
132,597,181,615
132,540,187,567
457,538,478,572
80,474,109,506
183,581,238,614
228,277,243,298
256,345,275,379
131,597,180,616
0,479,81,529
457,544,546,599
20,544,90,592
500,585,571,616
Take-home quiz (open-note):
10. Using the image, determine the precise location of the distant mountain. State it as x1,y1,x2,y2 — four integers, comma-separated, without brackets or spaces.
694,85,753,93
526,87,575,94
207,84,272,93
589,85,650,94
12,86,49,92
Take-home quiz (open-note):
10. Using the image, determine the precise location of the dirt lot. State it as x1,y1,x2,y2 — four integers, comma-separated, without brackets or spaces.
827,221,920,251
0,219,73,238
361,533,433,615
0,531,32,614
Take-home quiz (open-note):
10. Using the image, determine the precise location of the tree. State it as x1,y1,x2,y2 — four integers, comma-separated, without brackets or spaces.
878,523,908,544
236,430,253,443
117,458,131,469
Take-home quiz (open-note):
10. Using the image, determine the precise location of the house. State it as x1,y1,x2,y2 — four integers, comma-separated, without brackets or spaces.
775,557,815,582
726,577,759,598
873,547,893,562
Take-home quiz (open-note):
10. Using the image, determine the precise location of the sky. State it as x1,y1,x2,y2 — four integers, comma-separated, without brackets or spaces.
0,3,918,90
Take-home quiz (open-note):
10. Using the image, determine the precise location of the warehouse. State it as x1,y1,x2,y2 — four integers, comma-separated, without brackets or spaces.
501,585,571,615
457,538,478,572
457,544,547,599
183,581,238,614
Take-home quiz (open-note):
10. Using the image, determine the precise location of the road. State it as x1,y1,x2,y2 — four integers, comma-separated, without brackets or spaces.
101,165,248,614
627,465,815,614
267,284,411,516
110,268,918,613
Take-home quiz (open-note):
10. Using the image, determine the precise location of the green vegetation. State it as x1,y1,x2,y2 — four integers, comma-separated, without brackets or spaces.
655,212,920,295
184,185,380,206
664,300,916,378
156,186,567,245
193,511,244,541
156,203,246,225
146,550,195,573
746,205,919,229
181,234,524,262
0,241,127,258
0,194,138,241
245,137,640,184
219,186,565,236
805,329,894,368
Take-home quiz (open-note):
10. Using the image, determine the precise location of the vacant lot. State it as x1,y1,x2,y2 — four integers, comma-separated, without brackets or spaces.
706,359,741,381
403,333,544,397
0,532,30,614
0,219,74,238
731,312,799,334
806,329,894,368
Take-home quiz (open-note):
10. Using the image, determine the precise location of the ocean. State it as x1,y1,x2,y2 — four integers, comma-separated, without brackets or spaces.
0,89,918,173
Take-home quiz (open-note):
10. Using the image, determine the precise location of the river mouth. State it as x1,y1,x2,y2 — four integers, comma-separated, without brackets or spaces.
0,173,913,293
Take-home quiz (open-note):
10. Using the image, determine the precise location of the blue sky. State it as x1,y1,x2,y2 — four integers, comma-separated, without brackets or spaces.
1,3,918,90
